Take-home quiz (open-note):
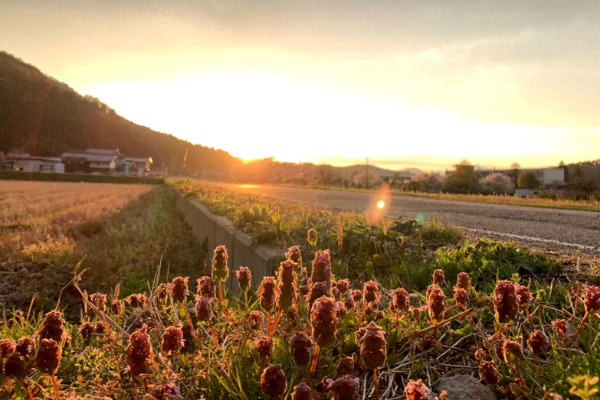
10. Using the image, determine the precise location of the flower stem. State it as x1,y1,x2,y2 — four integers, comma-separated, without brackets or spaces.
51,374,61,400
575,310,590,341
309,344,321,375
268,309,284,337
373,368,379,400
208,319,220,349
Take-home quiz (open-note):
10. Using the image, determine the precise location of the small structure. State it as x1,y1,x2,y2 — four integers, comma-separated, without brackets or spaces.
121,156,152,176
8,153,65,173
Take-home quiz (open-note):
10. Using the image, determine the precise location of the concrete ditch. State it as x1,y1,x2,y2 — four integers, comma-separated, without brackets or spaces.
169,186,280,295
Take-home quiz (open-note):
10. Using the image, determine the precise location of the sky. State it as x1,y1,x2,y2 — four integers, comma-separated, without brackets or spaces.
2,0,600,170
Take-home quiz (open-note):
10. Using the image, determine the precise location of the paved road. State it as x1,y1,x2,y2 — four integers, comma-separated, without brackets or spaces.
211,183,600,255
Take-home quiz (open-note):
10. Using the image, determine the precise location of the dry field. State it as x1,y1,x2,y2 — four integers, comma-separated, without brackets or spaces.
0,181,152,263
0,181,204,315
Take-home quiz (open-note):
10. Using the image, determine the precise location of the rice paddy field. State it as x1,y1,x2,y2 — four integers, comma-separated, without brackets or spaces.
1,179,599,399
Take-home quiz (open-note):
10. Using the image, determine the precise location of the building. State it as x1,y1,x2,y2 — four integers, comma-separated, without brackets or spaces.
7,153,65,173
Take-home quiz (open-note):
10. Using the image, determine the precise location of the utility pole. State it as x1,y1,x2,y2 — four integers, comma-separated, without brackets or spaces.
365,157,369,189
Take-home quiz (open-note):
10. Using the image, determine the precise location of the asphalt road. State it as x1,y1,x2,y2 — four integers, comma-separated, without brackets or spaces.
210,183,600,256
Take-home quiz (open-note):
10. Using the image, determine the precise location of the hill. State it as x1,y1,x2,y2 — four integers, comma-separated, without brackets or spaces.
0,51,241,176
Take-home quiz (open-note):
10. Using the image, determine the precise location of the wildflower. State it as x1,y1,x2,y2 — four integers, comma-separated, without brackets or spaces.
162,326,184,357
502,339,524,363
35,338,61,375
94,321,108,335
111,299,124,315
248,311,265,331
456,272,471,290
170,276,189,303
236,266,252,291
311,249,332,286
0,338,16,359
261,364,287,398
153,283,170,306
478,361,500,385
258,276,280,313
332,287,341,301
389,288,410,313
89,292,107,312
126,293,148,308
356,322,386,369
344,296,355,311
278,260,298,312
515,284,531,310
197,276,216,298
336,302,347,318
254,336,274,359
291,383,315,400
38,310,68,345
528,329,550,356
289,332,314,366
493,280,518,325
432,269,445,286
583,285,600,313
181,324,196,354
552,319,569,338
307,280,330,310
453,287,469,309
427,285,446,323
311,296,339,347
405,379,431,400
363,280,381,306
151,381,180,399
286,246,302,266
351,289,362,303
212,245,229,281
336,355,355,377
328,376,360,400
300,284,310,297
307,228,318,247
195,296,213,321
336,279,350,295
4,337,35,379
126,324,154,377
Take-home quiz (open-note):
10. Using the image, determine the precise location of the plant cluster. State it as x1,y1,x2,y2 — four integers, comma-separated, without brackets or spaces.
1,241,598,399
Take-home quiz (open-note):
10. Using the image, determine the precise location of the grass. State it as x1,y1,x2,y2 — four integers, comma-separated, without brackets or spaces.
0,181,206,317
0,241,597,399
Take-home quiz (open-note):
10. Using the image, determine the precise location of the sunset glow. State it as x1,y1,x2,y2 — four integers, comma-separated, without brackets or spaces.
2,1,600,170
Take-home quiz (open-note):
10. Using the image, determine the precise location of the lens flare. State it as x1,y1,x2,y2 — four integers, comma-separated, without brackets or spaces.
366,183,391,225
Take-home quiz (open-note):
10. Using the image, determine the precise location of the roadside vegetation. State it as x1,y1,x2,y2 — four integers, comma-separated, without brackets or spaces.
1,179,598,399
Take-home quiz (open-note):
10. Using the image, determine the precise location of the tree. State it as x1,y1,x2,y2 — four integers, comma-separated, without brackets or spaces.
411,172,443,193
479,173,514,194
517,172,538,189
444,160,478,193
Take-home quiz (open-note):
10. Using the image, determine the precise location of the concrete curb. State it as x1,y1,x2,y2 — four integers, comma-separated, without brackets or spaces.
168,186,280,295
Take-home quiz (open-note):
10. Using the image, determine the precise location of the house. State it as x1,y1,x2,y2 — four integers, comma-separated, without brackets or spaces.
60,148,121,173
7,153,65,173
121,156,153,176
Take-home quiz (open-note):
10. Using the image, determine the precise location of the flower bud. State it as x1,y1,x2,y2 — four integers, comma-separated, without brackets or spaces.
236,266,252,292
502,339,524,363
336,355,355,378
89,292,107,312
357,322,386,369
126,324,154,377
456,272,471,290
261,364,287,398
197,276,216,298
432,269,445,286
427,285,446,323
307,229,318,247
257,276,280,313
389,288,410,313
254,336,274,359
363,280,380,306
291,383,315,400
453,287,469,309
328,376,360,400
311,296,339,348
515,284,531,310
493,280,518,325
584,285,600,313
527,329,550,356
311,249,331,286
181,324,196,354
170,276,189,303
162,326,184,357
35,338,61,375
38,310,68,346
195,295,213,322
405,379,430,400
111,299,124,315
286,246,302,266
212,245,229,281
248,311,265,331
289,332,314,367
278,260,298,312
126,293,147,308
478,361,500,385
307,281,330,310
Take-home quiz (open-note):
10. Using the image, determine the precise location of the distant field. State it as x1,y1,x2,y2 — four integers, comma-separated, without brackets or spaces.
0,181,205,314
